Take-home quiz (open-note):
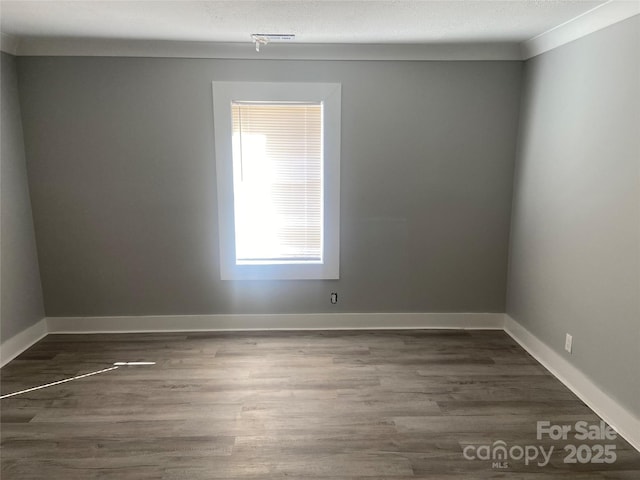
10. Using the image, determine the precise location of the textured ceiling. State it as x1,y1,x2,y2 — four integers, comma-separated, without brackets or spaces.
0,0,609,44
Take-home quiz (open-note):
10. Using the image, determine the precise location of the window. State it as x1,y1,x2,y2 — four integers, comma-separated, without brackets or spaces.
232,102,322,264
212,82,341,280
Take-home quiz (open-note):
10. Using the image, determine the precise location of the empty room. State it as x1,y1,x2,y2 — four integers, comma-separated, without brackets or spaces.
1,0,639,478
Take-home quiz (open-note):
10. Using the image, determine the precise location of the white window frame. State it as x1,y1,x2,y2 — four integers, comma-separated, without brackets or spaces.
212,81,341,280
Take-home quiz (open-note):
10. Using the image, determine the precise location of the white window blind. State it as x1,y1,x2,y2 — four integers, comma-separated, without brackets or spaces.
231,102,323,264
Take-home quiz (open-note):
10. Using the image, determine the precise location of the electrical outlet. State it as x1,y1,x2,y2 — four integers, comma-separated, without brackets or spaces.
565,334,573,353
330,292,338,304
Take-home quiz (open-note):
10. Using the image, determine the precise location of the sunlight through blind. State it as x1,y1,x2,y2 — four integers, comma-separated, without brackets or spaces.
231,102,323,264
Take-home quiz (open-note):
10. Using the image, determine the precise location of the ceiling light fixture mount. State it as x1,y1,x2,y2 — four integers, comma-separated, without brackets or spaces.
251,33,295,52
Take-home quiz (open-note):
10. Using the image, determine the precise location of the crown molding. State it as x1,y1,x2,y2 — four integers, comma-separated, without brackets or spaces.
13,37,522,61
521,0,640,59
0,32,20,55
5,1,637,62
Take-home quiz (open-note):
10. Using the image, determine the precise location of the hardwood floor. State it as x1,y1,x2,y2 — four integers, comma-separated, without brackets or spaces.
1,329,639,479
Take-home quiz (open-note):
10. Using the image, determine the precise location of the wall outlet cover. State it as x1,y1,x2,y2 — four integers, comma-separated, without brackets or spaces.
565,333,573,353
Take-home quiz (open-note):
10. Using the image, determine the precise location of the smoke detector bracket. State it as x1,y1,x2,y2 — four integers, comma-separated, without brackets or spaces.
251,33,295,52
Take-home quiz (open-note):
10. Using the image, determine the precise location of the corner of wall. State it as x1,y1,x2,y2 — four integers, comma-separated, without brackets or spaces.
0,33,20,56
0,317,47,367
504,314,640,452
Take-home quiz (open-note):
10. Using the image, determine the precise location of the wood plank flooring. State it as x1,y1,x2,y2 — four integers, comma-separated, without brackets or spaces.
1,329,638,479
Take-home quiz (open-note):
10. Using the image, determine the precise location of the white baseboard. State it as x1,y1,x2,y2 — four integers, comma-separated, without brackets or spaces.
4,312,638,453
504,314,640,452
46,312,504,334
0,318,48,367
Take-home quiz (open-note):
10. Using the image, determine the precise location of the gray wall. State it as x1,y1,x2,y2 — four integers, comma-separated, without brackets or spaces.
17,57,522,317
507,16,640,416
1,52,45,341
